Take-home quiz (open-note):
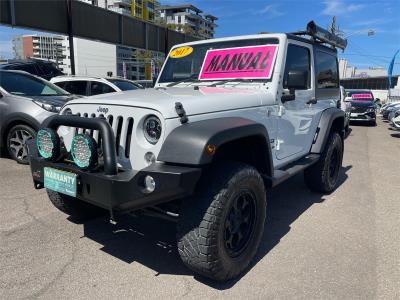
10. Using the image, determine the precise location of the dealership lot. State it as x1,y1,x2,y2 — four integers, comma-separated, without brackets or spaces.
0,120,399,299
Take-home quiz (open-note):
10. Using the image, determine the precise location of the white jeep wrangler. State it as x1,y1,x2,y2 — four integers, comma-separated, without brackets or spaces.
28,21,346,281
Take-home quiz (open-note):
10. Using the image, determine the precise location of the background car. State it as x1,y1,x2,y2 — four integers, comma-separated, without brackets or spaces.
0,59,64,80
50,76,144,96
346,89,377,126
391,111,400,130
0,70,77,164
381,102,400,120
388,106,400,123
340,86,351,131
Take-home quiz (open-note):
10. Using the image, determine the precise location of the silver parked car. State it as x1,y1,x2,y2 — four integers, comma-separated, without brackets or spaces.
0,70,77,164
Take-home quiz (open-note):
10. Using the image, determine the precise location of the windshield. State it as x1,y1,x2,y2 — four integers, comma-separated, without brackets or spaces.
107,79,141,91
0,71,69,96
158,38,279,84
346,91,374,101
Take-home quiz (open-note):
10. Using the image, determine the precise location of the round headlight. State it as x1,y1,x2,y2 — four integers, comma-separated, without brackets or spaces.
36,128,60,160
71,134,98,169
143,115,162,144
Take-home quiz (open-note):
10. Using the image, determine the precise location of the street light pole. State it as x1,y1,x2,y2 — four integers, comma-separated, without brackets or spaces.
66,0,76,75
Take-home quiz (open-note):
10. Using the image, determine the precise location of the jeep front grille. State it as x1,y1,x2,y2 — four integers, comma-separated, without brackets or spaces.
73,113,134,159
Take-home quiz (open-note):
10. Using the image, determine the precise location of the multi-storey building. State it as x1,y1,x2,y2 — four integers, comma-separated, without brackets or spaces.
12,35,70,72
102,0,156,21
132,0,157,22
157,4,217,39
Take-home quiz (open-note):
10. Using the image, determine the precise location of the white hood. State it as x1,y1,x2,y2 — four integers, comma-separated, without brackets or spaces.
64,86,267,119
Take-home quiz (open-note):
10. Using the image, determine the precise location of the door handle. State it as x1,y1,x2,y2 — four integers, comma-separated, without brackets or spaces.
306,97,317,105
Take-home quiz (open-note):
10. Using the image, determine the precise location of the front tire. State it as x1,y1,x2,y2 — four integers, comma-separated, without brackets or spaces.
6,124,36,164
47,190,107,221
304,132,343,193
177,162,266,281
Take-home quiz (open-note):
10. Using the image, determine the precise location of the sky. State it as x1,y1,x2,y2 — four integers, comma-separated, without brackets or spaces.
1,0,399,73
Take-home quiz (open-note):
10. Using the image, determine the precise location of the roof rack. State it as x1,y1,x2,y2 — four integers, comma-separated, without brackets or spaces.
291,21,347,50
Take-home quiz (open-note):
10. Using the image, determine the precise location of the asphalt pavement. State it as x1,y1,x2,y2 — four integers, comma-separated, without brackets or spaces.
0,119,399,299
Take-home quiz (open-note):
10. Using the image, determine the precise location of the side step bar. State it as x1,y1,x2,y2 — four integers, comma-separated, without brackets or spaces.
265,154,320,188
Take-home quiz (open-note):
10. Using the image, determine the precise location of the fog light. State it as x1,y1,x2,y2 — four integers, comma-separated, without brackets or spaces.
144,152,156,165
144,175,156,193
71,134,98,169
36,128,60,160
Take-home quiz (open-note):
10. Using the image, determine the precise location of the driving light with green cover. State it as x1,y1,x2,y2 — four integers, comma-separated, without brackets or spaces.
71,134,98,169
36,128,60,160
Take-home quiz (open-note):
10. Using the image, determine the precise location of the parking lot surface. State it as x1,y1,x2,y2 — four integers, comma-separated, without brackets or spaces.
0,120,399,299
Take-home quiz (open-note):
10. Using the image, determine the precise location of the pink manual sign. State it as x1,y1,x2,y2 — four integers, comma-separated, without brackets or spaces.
352,93,373,100
199,45,279,81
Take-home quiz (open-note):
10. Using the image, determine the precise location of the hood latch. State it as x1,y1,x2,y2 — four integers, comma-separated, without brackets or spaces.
175,102,188,124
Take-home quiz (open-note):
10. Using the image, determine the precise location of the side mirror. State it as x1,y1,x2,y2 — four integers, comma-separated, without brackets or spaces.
344,96,352,102
282,70,308,103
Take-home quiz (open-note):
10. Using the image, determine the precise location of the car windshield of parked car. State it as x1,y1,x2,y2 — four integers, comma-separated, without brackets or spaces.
0,72,69,96
107,79,140,91
347,91,374,101
158,38,279,84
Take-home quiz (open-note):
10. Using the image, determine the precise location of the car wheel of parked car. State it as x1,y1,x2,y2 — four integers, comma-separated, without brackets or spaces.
304,132,343,193
6,124,36,164
47,189,107,221
177,162,266,281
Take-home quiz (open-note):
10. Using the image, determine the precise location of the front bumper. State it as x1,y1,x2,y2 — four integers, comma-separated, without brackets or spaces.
349,112,376,121
29,147,201,212
28,115,202,213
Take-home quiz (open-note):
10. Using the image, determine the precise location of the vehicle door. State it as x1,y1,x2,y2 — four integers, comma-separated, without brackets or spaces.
276,42,317,161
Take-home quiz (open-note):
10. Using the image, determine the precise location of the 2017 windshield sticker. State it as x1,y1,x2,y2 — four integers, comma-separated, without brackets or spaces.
198,45,278,81
352,93,373,99
169,46,193,59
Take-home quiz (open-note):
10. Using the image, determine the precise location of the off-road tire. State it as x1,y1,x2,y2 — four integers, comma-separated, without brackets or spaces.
177,162,266,281
304,131,343,193
6,124,36,164
47,189,107,220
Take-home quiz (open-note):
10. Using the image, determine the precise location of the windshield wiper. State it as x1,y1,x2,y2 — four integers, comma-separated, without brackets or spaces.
166,74,200,87
209,78,254,87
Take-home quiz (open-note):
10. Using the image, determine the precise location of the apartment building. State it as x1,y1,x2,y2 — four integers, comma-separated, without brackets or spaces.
12,35,70,73
100,0,157,21
158,4,217,39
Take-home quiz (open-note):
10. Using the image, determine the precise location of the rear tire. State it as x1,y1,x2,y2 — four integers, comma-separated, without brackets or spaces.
47,189,107,221
177,162,266,281
6,124,36,164
304,132,343,193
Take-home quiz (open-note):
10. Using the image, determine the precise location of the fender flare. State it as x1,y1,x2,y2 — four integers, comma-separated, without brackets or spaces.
158,117,274,176
311,108,345,154
0,113,41,148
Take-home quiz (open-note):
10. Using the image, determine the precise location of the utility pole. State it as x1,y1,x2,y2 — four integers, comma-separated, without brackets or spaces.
66,0,76,75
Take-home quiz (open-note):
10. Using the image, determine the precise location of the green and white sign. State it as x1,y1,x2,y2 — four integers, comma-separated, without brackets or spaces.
44,167,77,197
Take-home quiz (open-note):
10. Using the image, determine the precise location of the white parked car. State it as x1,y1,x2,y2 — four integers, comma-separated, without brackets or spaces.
28,21,347,281
340,86,351,131
50,76,143,96
391,112,400,129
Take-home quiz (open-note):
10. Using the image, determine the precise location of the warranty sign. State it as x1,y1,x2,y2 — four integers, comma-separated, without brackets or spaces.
199,45,279,81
